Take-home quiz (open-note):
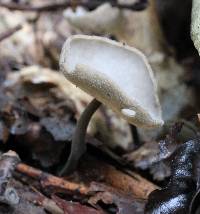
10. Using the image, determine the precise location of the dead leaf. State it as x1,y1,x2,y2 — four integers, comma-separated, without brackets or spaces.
52,195,104,214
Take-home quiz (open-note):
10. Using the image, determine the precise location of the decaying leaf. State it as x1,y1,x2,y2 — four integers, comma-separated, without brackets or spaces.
6,66,134,150
89,182,145,214
52,195,104,214
145,139,200,214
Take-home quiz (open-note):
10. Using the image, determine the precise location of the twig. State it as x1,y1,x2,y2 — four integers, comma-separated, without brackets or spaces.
27,188,64,214
0,0,148,12
112,0,148,10
16,160,157,199
0,1,71,11
80,157,158,199
16,163,89,195
0,151,20,205
0,25,22,42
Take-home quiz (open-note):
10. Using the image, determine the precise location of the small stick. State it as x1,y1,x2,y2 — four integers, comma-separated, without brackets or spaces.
0,0,148,12
16,163,89,195
0,151,20,205
27,188,64,214
16,161,158,199
0,1,71,11
80,157,158,199
0,25,22,42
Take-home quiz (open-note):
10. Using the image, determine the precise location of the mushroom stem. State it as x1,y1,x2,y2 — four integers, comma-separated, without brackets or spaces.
130,125,141,148
59,98,101,176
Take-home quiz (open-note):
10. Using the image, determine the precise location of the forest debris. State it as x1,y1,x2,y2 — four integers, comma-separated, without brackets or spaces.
189,183,200,214
76,155,158,199
0,25,22,42
0,0,148,12
52,195,104,214
64,3,122,35
16,123,68,168
156,0,193,59
125,141,160,170
34,12,72,68
0,121,9,143
15,156,158,200
89,182,145,214
6,65,133,150
15,161,148,213
0,9,37,71
0,1,73,12
16,163,89,195
124,140,171,180
97,165,157,199
40,115,75,141
0,151,20,206
125,121,200,181
24,190,64,214
63,0,152,48
145,139,200,214
0,66,77,167
0,179,47,214
0,97,69,168
124,139,173,181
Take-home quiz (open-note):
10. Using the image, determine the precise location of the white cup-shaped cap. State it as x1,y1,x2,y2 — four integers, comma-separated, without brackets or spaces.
60,35,164,128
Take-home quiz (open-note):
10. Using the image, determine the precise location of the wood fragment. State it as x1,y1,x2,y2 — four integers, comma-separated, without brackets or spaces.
0,151,20,205
52,195,104,214
0,1,71,11
16,163,89,195
0,25,22,42
79,157,158,199
26,188,64,214
16,160,158,199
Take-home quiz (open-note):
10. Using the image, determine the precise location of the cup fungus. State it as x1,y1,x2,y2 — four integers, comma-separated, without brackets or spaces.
59,35,163,175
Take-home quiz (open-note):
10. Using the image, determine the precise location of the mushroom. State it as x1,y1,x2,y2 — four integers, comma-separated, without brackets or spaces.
63,3,122,35
59,35,163,175
191,0,200,55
